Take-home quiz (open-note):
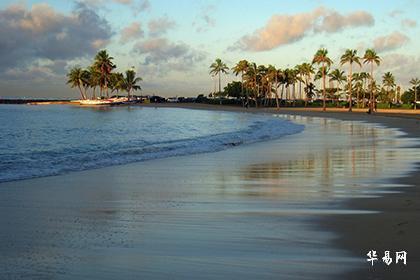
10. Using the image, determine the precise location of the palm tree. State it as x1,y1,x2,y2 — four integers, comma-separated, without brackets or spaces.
340,49,361,112
363,49,381,112
300,63,315,106
358,72,370,108
109,72,125,96
67,67,87,100
269,66,283,110
209,58,229,98
81,69,91,99
94,50,116,98
88,66,101,99
312,48,333,111
123,69,142,100
353,73,364,108
410,78,420,110
232,60,249,105
328,69,346,106
382,72,395,106
244,62,259,107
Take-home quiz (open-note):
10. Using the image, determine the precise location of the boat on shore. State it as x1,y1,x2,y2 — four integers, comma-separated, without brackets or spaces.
78,97,132,106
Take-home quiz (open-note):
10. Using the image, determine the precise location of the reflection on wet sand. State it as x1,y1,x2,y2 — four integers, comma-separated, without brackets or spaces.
0,115,419,280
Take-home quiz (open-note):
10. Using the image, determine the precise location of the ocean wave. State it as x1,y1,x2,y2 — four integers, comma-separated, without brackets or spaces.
0,107,304,183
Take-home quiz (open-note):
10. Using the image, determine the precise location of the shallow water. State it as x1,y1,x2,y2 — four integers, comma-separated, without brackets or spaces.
0,109,419,279
0,105,303,183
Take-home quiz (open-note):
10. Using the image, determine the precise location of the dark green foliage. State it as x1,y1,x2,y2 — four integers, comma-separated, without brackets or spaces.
223,81,243,99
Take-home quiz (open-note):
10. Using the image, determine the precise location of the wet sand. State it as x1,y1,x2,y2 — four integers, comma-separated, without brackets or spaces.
1,104,419,279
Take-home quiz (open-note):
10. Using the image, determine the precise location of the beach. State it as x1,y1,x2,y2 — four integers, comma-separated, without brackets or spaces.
1,104,419,279
146,103,420,279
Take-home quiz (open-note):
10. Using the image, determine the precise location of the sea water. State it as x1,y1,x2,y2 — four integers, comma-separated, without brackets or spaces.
0,105,304,182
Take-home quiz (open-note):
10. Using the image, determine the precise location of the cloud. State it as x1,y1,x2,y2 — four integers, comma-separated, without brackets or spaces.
0,2,113,78
193,5,216,32
148,16,176,37
133,0,151,15
401,19,417,28
113,0,132,4
231,7,374,52
315,10,374,32
373,31,409,52
132,38,206,75
389,9,403,18
380,53,420,88
83,0,133,6
120,21,144,42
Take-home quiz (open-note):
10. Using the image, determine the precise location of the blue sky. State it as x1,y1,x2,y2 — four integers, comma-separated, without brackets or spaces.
0,0,419,98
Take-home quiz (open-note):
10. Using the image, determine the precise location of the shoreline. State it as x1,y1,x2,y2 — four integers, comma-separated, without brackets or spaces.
1,103,419,279
141,103,420,279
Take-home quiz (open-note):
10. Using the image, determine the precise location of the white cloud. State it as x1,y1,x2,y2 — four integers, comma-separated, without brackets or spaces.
231,7,374,52
373,31,409,52
120,21,144,42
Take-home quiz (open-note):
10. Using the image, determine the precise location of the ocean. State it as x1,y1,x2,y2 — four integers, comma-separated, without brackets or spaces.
0,105,304,183
1,105,419,279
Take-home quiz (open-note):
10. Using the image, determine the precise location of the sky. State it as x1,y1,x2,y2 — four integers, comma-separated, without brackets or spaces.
0,0,419,98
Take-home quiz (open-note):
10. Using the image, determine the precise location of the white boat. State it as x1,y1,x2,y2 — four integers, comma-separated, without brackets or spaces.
78,97,129,106
79,99,113,106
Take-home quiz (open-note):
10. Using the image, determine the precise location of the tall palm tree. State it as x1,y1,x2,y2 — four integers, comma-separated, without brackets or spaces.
81,69,91,99
109,72,125,96
363,49,381,112
67,67,87,100
340,49,361,112
410,78,420,110
300,62,315,107
312,48,333,111
209,58,229,97
295,64,305,100
358,72,370,108
353,73,364,108
123,69,142,100
244,62,259,107
88,66,101,99
232,60,249,105
255,65,266,106
94,50,116,98
382,72,395,105
268,66,282,110
328,69,346,106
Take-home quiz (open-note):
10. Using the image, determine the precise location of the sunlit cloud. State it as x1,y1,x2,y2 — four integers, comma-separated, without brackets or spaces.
373,31,409,52
231,7,374,52
120,21,144,42
0,2,113,79
401,19,417,28
148,16,176,37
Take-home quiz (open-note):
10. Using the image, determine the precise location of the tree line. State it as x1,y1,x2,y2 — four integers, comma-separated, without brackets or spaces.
66,50,142,100
210,48,420,111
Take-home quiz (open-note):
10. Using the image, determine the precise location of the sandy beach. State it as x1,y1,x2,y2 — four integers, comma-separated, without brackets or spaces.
1,104,419,279
142,103,420,279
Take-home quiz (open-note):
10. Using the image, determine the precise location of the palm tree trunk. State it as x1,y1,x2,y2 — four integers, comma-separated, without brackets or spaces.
241,72,245,107
218,72,222,105
218,72,221,95
275,76,280,110
357,90,360,109
322,64,326,111
78,85,85,100
370,64,374,113
304,76,309,107
299,80,302,101
415,87,417,110
281,84,285,101
348,64,353,112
